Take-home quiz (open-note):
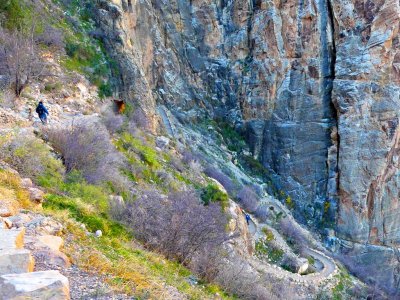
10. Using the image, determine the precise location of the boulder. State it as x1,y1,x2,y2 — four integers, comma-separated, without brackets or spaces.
0,208,12,218
8,214,31,228
21,178,33,189
0,228,26,250
38,249,71,268
28,187,45,203
31,235,71,268
25,217,63,235
297,258,309,275
109,195,124,206
156,136,170,149
0,271,70,299
0,249,34,275
36,235,64,252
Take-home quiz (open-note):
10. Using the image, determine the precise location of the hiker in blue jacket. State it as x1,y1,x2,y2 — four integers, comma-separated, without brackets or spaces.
245,213,251,225
35,101,49,124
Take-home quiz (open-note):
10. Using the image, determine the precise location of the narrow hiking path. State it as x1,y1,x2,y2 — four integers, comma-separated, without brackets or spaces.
248,218,257,235
303,248,337,278
247,216,338,286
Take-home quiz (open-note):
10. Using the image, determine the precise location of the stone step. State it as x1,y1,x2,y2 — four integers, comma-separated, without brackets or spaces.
0,227,25,250
0,270,70,299
0,249,34,275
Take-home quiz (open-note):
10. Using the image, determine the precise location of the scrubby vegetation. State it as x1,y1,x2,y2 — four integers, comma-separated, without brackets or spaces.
213,119,247,153
278,217,308,254
113,190,231,273
255,228,285,265
201,183,229,209
204,165,237,195
0,111,277,298
0,131,63,180
45,120,125,185
0,0,65,96
237,186,259,213
0,0,114,99
40,176,231,298
0,170,32,209
55,0,115,98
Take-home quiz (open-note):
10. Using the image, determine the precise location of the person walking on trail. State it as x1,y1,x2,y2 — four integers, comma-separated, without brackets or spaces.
245,213,251,225
36,101,49,124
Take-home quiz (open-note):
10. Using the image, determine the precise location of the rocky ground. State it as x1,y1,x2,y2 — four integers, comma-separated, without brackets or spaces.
0,68,137,298
0,169,134,299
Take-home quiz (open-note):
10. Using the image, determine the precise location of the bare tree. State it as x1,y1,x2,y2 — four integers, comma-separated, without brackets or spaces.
0,27,49,96
45,118,125,185
115,190,233,265
279,217,308,253
0,0,63,97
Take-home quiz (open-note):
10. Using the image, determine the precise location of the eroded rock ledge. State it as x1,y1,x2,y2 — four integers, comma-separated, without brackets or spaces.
92,0,400,294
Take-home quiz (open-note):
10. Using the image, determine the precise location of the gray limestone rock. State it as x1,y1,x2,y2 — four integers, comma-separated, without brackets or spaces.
91,0,400,294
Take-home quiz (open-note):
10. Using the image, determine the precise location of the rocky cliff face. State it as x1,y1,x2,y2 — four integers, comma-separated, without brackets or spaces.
331,0,400,293
94,0,400,294
96,0,337,219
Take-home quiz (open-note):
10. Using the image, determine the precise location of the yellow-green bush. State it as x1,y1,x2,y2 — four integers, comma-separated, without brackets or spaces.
0,170,31,208
0,133,64,181
201,183,229,210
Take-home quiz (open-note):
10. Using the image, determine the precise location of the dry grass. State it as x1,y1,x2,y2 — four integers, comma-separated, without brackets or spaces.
45,207,230,300
0,170,31,209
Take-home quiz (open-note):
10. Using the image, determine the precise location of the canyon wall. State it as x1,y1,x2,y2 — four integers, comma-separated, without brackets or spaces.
332,0,400,293
94,0,400,294
97,0,337,220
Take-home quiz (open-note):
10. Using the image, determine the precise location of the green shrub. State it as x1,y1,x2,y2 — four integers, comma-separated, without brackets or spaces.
58,0,114,98
213,120,246,152
261,227,275,241
323,201,330,214
201,184,229,210
255,239,284,264
0,0,33,30
98,82,113,98
44,82,62,93
117,132,160,169
239,155,270,179
44,193,124,236
0,134,64,181
285,196,295,209
65,182,109,212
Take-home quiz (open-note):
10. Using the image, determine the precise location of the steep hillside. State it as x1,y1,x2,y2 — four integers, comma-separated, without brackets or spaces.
0,0,397,299
89,0,400,296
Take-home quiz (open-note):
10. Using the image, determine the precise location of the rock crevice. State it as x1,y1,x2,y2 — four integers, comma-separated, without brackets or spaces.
94,0,400,294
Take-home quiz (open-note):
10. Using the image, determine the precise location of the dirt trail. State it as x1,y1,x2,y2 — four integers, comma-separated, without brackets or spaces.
248,218,257,235
248,218,338,285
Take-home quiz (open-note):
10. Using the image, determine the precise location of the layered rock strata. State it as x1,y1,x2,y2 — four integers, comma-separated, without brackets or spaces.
94,0,400,294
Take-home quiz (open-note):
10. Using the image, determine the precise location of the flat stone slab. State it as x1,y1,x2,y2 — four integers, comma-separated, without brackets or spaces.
36,235,64,252
0,228,25,250
0,270,70,299
0,249,34,275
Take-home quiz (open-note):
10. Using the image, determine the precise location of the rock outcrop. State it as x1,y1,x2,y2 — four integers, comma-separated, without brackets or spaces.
0,171,70,299
93,0,400,294
95,0,336,220
0,271,70,299
0,225,70,299
331,0,400,293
